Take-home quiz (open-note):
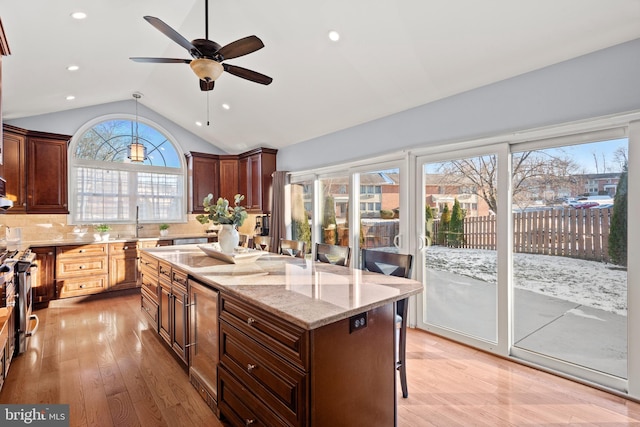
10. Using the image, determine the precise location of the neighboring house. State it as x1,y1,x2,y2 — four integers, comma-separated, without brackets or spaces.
424,174,492,218
575,173,621,197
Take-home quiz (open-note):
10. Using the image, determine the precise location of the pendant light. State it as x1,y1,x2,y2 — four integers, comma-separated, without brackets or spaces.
128,92,147,162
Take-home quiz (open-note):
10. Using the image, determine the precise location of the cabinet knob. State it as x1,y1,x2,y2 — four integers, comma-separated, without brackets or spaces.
79,249,85,253
245,419,255,426
247,317,256,326
79,265,85,269
247,363,257,373
123,246,129,250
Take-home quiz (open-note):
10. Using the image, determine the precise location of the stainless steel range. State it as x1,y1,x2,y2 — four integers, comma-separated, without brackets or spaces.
5,249,39,355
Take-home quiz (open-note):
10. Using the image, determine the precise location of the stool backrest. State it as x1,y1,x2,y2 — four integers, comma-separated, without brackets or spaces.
279,239,306,258
315,243,350,266
361,249,412,279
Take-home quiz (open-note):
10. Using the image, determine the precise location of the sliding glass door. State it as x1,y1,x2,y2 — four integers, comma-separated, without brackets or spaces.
511,137,629,382
415,150,501,344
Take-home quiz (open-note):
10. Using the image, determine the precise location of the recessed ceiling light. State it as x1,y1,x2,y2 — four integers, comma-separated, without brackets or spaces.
71,12,87,20
222,103,230,110
328,30,340,42
67,65,79,71
195,121,203,127
66,95,76,101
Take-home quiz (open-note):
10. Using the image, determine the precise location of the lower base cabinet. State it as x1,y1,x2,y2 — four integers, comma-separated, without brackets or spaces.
218,293,396,427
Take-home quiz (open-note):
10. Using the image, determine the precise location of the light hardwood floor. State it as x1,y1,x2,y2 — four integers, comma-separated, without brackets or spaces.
2,290,640,426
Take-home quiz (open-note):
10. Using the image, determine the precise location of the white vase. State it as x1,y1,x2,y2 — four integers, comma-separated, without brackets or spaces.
218,224,239,253
160,229,168,237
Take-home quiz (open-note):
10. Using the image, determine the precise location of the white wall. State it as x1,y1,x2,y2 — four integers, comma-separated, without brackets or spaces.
278,38,640,172
5,99,225,155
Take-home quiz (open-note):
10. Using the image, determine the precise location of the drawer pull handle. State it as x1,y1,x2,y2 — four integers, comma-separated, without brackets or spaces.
123,246,129,250
247,317,256,326
79,284,85,289
245,419,255,426
79,249,85,253
79,265,85,269
247,363,257,373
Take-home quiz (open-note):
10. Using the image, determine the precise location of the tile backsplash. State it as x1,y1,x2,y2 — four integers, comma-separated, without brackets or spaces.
0,213,259,243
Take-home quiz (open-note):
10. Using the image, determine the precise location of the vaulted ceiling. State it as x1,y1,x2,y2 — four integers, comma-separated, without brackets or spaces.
2,1,639,154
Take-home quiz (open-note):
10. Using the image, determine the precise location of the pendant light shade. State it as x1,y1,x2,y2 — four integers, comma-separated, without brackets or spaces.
128,93,147,163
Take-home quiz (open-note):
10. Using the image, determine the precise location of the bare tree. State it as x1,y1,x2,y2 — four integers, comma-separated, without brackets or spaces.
436,150,579,213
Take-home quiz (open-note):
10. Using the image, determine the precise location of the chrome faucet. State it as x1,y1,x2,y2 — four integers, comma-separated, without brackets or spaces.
136,205,143,238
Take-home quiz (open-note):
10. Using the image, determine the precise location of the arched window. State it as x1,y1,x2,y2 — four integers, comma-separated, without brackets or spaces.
69,115,186,224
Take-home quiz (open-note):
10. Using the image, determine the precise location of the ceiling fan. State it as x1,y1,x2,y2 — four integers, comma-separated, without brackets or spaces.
130,0,272,92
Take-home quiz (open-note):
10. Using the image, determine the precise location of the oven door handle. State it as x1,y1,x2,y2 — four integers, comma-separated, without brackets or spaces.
26,313,39,337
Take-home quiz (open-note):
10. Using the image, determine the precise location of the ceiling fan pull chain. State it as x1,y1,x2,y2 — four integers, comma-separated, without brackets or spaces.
207,91,211,126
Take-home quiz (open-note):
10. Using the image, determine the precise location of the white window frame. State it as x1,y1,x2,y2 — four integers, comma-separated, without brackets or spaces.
68,114,188,225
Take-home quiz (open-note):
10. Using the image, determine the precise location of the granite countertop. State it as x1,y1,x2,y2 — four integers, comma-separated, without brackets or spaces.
142,244,423,330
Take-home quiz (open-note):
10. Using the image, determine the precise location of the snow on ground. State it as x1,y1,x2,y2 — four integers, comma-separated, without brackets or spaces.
425,246,628,315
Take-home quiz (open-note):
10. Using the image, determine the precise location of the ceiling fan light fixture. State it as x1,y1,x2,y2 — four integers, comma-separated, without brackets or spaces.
190,58,224,81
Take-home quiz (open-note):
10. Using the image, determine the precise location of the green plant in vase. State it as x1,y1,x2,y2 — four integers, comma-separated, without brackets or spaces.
196,194,248,253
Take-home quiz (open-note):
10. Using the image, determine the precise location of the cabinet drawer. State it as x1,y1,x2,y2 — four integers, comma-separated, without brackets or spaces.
141,290,159,332
172,268,188,289
57,257,108,278
140,274,159,303
139,253,158,273
56,244,107,258
109,241,138,257
219,367,288,427
220,294,309,370
158,261,172,282
221,321,306,427
57,275,108,298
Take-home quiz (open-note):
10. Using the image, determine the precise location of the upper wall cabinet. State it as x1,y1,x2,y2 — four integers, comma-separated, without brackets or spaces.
2,124,70,214
186,152,220,214
238,148,277,213
189,148,277,214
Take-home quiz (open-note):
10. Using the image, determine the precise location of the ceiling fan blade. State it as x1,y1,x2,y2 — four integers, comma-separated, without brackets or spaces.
217,36,264,60
200,79,215,91
143,16,203,57
223,63,273,85
130,57,191,64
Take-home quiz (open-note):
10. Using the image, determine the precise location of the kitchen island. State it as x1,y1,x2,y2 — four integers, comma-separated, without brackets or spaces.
141,244,423,427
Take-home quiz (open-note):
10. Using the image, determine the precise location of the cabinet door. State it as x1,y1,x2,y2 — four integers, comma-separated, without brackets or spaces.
109,256,138,290
238,157,249,208
188,152,219,213
219,157,239,203
26,136,68,213
1,128,27,213
159,281,171,344
248,154,262,210
31,246,56,304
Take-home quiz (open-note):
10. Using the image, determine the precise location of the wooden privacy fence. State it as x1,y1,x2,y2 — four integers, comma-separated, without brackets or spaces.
432,208,613,262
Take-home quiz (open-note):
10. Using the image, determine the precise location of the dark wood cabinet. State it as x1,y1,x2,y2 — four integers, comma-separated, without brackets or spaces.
219,156,239,203
238,148,277,213
31,246,56,305
186,152,219,213
157,260,189,365
187,148,276,214
1,127,27,213
26,135,69,213
2,124,70,214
